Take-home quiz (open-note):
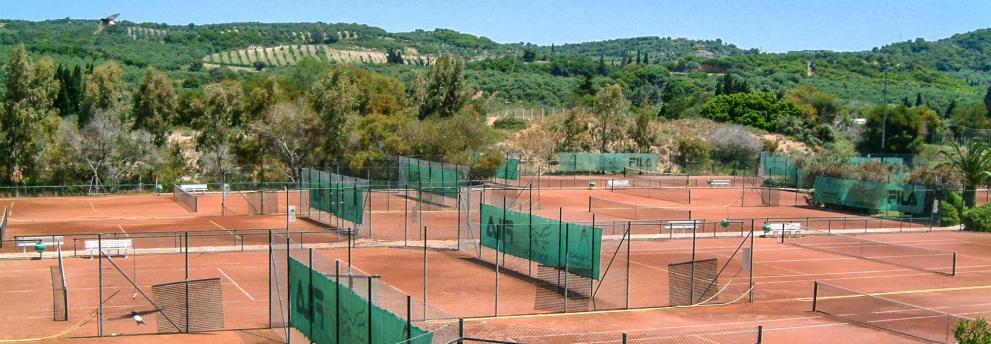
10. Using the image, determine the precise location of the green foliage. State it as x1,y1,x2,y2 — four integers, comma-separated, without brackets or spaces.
955,317,991,344
675,137,711,170
492,117,529,131
630,104,655,152
420,55,469,119
702,91,794,131
939,141,991,207
963,203,991,232
708,125,762,171
940,190,963,226
592,84,631,151
858,105,943,154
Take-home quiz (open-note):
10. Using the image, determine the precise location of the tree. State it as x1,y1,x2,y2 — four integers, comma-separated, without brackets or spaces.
592,84,631,152
985,86,991,118
81,61,130,124
251,99,317,182
915,92,924,107
195,81,243,179
940,141,991,207
64,111,159,192
386,48,404,64
858,105,932,154
420,55,469,119
132,67,177,144
0,44,58,186
522,49,536,63
253,61,266,71
559,108,590,152
311,68,361,164
945,99,957,119
597,56,607,76
630,104,654,152
784,84,841,123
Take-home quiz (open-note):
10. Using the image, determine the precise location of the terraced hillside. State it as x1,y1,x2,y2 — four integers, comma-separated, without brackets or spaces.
203,44,434,68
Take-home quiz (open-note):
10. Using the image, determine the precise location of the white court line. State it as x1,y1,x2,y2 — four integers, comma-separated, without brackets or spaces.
209,220,236,235
218,268,254,301
117,224,129,238
89,201,96,211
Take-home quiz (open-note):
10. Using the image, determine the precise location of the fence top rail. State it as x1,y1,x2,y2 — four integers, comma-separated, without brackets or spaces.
3,228,333,241
727,215,932,222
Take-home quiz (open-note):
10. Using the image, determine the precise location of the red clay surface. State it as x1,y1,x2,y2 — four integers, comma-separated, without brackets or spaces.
1,184,987,343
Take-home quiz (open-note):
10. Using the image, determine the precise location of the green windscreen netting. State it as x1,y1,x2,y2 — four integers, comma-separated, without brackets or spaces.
759,152,799,186
479,203,602,279
557,152,659,173
398,157,468,199
813,176,934,216
288,258,431,344
301,168,368,224
495,156,520,180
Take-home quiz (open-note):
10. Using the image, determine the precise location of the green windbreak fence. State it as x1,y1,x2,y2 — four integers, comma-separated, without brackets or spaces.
288,258,431,344
813,176,933,216
398,157,468,198
495,156,520,180
479,203,602,279
759,152,799,186
557,152,659,173
849,157,905,166
301,167,368,224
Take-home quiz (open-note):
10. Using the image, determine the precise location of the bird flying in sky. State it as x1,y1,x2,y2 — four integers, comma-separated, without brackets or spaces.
93,13,119,34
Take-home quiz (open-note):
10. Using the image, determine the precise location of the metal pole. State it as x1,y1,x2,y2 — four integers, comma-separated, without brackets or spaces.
423,225,428,319
626,223,631,309
335,260,340,344
185,231,189,333
308,248,314,341
268,230,272,328
564,223,570,313
749,228,755,302
367,276,373,344
812,281,819,311
98,234,103,336
690,225,697,304
406,295,412,340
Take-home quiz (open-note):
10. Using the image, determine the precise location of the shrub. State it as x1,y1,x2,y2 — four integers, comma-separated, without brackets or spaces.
493,117,529,131
962,203,991,231
940,190,964,226
955,317,991,344
708,125,762,170
675,137,711,171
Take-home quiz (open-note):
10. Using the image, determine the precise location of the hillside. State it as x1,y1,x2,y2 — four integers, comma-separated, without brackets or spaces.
0,17,989,109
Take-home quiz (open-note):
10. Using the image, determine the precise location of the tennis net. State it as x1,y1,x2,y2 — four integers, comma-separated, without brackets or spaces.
589,196,692,220
172,185,198,212
813,281,969,343
51,242,68,321
624,167,690,187
785,229,956,275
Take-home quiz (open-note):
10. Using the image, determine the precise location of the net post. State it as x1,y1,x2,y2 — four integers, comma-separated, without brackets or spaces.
811,281,819,312
622,332,628,344
406,295,412,340
587,196,591,213
952,252,957,276
458,318,465,344
690,224,697,304
757,325,763,343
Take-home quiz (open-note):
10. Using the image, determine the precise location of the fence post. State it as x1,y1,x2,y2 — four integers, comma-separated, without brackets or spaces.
185,231,190,333
811,281,819,312
458,318,465,344
98,234,103,336
406,295,412,341
757,325,763,343
622,333,628,344
367,276,373,344
423,226,428,320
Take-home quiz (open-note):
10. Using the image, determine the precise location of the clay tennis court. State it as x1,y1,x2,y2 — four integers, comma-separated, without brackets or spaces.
0,183,987,343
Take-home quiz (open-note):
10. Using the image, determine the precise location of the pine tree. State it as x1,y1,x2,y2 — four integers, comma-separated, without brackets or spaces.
984,86,991,118
915,93,923,107
636,50,641,64
945,99,957,119
643,51,650,65
597,55,607,76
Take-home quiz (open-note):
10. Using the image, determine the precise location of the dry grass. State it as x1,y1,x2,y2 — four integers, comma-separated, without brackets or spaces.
203,44,433,67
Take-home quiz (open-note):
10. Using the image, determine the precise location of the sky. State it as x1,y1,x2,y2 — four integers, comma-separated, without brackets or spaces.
1,0,990,52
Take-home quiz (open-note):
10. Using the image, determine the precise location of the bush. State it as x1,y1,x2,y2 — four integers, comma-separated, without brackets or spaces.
939,190,965,226
493,117,529,131
708,125,762,170
955,317,991,344
675,137,711,171
962,203,991,231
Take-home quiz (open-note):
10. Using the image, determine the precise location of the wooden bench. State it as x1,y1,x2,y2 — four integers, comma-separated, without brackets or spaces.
765,223,802,237
707,179,731,186
83,239,132,258
179,184,209,194
666,220,698,231
14,236,64,253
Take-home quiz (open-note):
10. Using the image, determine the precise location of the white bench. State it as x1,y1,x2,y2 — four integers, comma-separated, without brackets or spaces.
179,184,209,194
667,220,698,231
14,236,64,253
765,223,802,237
83,239,133,258
708,179,731,186
607,179,631,188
